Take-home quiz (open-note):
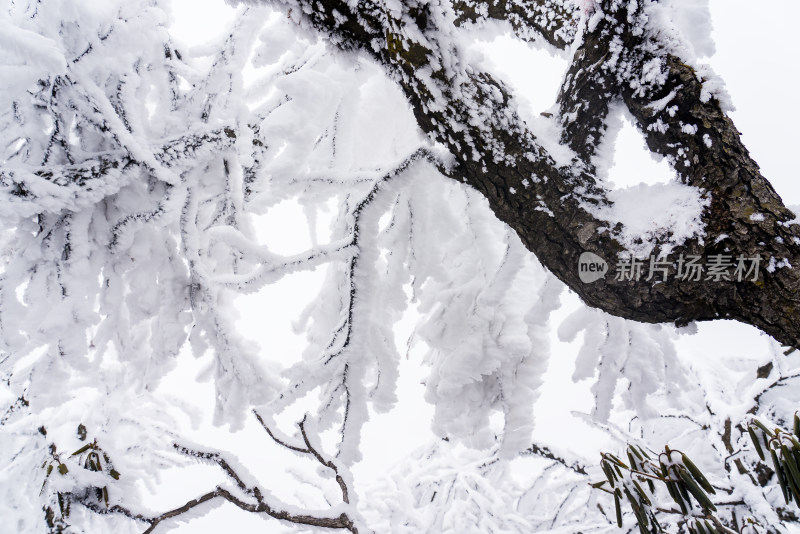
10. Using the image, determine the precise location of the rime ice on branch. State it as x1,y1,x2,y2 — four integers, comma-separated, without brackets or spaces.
3,1,800,533
243,0,800,348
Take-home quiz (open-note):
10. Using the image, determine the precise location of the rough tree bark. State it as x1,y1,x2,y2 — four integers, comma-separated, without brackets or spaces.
248,0,800,348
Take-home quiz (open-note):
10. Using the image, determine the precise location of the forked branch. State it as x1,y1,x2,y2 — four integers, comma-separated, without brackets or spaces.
256,410,352,504
249,0,800,347
71,412,361,533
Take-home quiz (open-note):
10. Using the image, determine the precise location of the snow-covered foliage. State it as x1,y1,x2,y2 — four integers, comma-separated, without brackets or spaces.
1,1,798,533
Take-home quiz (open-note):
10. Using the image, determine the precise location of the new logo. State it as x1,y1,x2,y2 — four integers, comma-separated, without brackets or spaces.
578,252,608,283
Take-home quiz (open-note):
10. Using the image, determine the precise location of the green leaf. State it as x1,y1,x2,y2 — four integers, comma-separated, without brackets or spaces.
57,463,68,475
677,468,716,512
779,445,800,504
748,426,765,461
632,480,652,506
771,448,790,504
602,461,616,488
676,474,693,507
614,489,623,527
70,443,93,457
109,469,120,480
666,480,688,514
608,454,629,469
694,519,708,534
628,450,638,471
794,413,799,438
624,487,643,517
88,451,101,472
659,461,668,478
752,419,775,439
681,453,715,494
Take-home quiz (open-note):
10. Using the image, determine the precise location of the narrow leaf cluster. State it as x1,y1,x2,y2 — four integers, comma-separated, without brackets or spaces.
748,415,800,507
40,425,120,527
596,443,751,534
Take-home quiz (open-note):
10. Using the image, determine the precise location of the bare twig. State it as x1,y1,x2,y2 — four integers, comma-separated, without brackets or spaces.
72,424,362,533
298,416,350,504
254,410,352,505
107,485,358,534
525,443,587,475
137,486,357,534
253,410,309,453
172,444,260,500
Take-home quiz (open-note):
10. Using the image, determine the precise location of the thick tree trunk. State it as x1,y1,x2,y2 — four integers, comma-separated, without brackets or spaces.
253,0,800,346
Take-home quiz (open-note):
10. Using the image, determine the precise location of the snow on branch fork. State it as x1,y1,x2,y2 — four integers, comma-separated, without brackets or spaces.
250,0,800,347
73,413,362,533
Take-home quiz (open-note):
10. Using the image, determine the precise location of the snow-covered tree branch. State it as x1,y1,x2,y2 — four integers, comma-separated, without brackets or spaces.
241,0,800,348
2,0,800,533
